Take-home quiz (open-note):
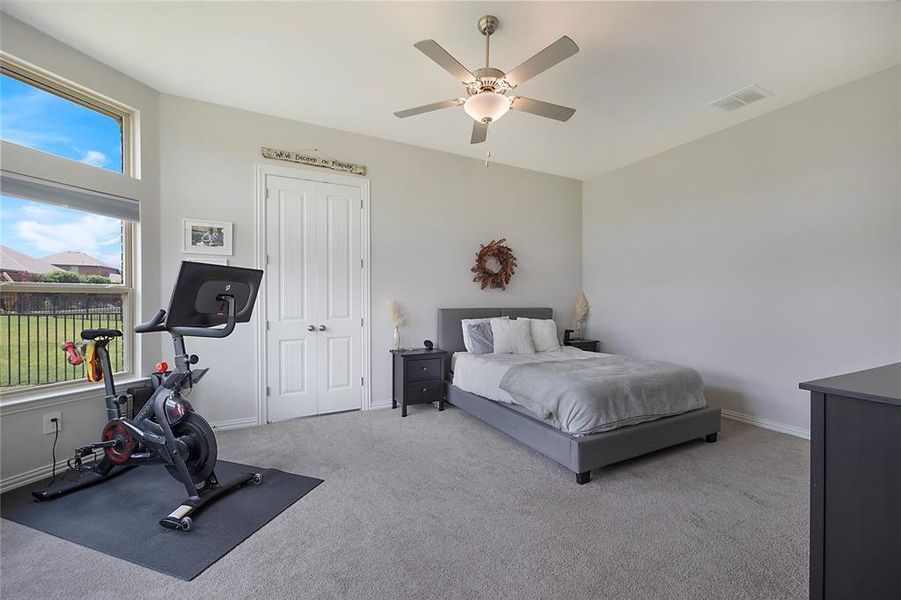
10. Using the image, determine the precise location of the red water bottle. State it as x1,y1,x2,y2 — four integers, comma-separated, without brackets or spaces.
61,341,84,366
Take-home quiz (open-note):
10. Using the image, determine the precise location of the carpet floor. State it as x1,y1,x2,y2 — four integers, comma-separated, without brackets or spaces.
1,405,809,599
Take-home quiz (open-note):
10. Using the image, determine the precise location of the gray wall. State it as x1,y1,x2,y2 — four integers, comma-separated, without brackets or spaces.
0,15,161,484
582,67,901,434
158,95,583,424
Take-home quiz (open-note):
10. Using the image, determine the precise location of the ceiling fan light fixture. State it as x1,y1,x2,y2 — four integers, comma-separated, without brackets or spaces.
464,92,511,123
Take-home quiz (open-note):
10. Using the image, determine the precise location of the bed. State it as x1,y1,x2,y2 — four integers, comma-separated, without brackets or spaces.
438,308,721,484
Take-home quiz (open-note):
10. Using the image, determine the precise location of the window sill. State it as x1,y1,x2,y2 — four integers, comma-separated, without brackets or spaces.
0,376,149,415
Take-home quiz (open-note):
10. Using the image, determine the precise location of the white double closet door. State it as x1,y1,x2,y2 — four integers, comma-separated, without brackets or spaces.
266,175,362,421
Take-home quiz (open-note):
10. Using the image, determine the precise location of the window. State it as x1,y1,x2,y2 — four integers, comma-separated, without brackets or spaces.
0,194,133,392
0,57,138,396
1,57,129,174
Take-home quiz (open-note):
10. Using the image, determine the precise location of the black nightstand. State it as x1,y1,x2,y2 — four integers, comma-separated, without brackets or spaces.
391,348,448,417
564,339,601,352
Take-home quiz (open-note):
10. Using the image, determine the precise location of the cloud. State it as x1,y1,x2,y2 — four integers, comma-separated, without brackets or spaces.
15,211,122,268
79,150,108,167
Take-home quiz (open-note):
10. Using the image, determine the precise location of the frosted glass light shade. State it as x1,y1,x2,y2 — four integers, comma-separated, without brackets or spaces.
463,92,511,123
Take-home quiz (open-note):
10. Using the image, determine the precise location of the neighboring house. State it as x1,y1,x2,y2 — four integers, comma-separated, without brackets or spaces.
0,244,62,282
43,251,120,279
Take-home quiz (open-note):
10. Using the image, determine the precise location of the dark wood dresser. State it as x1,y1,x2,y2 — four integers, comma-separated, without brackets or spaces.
800,363,901,600
391,348,448,417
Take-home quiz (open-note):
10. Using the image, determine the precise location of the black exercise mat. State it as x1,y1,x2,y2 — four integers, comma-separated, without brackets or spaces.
1,460,322,580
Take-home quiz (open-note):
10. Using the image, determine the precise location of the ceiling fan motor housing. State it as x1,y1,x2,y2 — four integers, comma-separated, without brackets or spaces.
469,67,508,94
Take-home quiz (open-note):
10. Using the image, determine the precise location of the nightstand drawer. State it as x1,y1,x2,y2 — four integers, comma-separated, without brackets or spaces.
407,358,442,381
405,379,443,404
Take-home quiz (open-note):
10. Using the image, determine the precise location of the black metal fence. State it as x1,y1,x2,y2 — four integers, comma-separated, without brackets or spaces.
1,291,125,389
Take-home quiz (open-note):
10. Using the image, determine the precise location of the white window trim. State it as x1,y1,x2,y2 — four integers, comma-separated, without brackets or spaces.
0,374,149,415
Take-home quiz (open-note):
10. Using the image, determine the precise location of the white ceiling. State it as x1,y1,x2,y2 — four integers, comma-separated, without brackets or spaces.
4,1,898,180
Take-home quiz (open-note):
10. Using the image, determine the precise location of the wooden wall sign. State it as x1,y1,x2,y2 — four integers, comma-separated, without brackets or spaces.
261,147,367,176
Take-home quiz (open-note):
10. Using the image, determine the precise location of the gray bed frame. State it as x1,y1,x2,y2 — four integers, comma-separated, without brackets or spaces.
437,308,721,484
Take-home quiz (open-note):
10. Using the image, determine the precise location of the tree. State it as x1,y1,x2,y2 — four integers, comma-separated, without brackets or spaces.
36,271,85,284
34,271,111,284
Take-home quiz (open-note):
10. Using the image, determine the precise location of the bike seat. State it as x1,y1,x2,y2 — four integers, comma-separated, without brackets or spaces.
81,328,123,340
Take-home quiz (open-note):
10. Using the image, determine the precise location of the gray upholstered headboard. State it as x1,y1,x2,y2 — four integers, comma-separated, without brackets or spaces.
437,307,553,355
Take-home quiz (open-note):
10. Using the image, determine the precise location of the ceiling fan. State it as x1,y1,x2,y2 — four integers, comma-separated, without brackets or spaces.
394,15,579,144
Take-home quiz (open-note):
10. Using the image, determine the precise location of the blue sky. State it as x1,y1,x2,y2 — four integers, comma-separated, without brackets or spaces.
0,74,123,268
0,73,122,171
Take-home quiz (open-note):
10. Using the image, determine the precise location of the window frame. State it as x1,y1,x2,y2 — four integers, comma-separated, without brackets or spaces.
0,54,134,176
0,54,139,399
0,220,136,399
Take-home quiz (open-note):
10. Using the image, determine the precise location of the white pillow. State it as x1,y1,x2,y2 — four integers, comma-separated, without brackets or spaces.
525,318,560,352
461,316,507,353
490,318,535,354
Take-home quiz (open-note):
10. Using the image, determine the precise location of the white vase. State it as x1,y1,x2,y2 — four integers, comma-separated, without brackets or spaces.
392,326,401,350
575,320,584,339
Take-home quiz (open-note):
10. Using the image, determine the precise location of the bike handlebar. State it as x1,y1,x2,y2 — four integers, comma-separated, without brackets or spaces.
135,309,167,333
134,296,237,338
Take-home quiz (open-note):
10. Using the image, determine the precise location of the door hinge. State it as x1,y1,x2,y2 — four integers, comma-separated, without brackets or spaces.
360,258,363,269
361,318,364,327
361,377,364,386
360,199,363,209
266,188,270,200
266,321,271,331
266,386,271,397
265,254,270,265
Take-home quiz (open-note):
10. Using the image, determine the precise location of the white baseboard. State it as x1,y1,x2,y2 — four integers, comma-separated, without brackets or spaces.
369,400,393,410
721,408,810,440
1,457,72,493
210,417,259,430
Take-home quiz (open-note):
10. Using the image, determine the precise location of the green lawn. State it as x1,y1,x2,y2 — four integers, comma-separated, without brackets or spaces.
0,314,124,389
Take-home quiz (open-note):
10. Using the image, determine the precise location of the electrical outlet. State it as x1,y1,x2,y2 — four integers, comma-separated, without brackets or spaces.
43,412,61,435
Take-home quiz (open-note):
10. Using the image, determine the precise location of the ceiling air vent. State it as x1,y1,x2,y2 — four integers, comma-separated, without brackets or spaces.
711,84,771,111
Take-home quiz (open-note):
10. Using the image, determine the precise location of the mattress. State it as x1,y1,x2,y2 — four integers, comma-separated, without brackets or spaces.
452,348,707,435
452,346,595,405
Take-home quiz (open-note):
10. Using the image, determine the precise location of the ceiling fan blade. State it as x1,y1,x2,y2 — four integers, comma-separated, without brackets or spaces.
504,36,579,87
510,97,576,122
414,40,476,84
470,121,488,144
394,99,462,118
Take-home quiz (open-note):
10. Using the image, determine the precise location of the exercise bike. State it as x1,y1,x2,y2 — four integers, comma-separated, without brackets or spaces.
33,261,265,532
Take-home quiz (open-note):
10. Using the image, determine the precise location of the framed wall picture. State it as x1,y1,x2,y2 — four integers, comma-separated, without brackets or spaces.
184,256,229,266
182,219,233,255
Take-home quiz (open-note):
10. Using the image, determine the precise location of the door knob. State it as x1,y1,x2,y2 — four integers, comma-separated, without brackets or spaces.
318,325,326,331
307,324,315,332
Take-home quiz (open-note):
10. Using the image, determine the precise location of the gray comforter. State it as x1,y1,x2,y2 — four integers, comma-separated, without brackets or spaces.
498,354,707,435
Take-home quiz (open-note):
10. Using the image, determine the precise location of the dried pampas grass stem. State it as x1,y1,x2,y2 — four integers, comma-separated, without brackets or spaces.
575,293,590,322
386,300,406,327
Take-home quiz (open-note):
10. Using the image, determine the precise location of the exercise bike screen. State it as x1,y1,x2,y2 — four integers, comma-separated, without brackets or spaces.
165,261,263,328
